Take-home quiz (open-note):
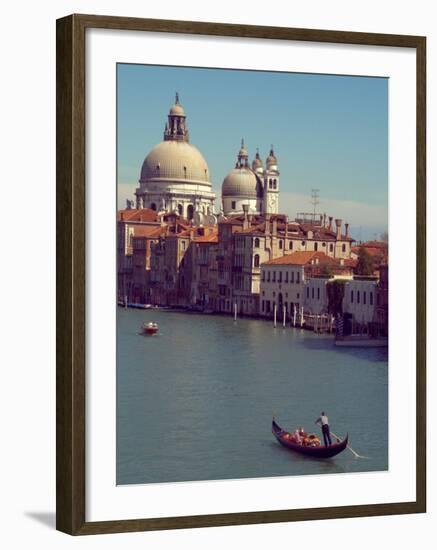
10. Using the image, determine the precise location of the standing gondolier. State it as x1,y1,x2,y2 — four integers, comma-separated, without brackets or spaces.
315,412,332,446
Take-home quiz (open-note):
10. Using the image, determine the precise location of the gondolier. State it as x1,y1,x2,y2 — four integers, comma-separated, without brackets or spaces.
315,412,332,447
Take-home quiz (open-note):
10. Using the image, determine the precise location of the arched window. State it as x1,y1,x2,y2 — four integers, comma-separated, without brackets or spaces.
273,179,277,189
314,242,318,251
269,179,273,189
289,241,293,250
279,240,283,249
177,204,183,216
150,203,157,211
187,204,194,220
254,254,260,268
231,201,236,210
254,238,260,248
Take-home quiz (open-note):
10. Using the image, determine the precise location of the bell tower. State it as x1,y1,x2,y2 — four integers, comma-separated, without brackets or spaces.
263,146,279,214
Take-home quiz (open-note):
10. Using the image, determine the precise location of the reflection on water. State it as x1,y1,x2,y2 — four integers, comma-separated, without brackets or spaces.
117,309,388,485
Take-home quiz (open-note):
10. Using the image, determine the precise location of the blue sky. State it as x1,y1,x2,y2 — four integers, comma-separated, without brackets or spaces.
117,63,388,241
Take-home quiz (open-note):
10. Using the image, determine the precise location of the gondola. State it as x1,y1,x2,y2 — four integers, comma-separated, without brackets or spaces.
272,418,348,459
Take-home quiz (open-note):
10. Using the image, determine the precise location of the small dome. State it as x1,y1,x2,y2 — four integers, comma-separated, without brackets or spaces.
222,168,259,198
239,145,248,158
169,92,185,116
252,150,263,170
169,103,185,116
140,141,211,184
266,147,277,166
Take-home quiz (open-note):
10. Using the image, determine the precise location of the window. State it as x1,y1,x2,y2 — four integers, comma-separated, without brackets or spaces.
364,292,367,305
267,271,270,282
278,271,282,283
231,201,236,209
181,240,186,251
311,288,315,299
351,290,354,303
262,300,265,312
357,291,360,304
306,287,310,298
330,244,333,252
370,292,373,305
289,241,293,250
254,238,260,248
254,254,260,268
279,240,283,249
261,271,265,282
297,293,300,300
317,288,320,300
285,272,289,283
291,271,294,283
301,241,306,247
297,272,300,284
342,244,346,253
273,271,276,282
314,242,318,251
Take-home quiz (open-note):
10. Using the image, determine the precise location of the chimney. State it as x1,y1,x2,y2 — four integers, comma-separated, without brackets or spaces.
242,203,249,230
328,216,333,231
335,219,342,240
345,222,350,239
323,213,326,227
265,213,271,236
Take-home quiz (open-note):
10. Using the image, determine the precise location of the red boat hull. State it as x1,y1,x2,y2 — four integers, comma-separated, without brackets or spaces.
272,418,348,458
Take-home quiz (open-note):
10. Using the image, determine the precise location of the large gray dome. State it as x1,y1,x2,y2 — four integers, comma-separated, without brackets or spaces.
222,168,259,198
140,141,211,185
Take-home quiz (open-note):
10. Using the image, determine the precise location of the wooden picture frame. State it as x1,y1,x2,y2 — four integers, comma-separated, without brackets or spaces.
56,13,426,535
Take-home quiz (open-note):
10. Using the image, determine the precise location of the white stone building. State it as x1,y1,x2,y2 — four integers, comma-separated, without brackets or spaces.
135,94,216,221
342,278,378,324
222,140,279,216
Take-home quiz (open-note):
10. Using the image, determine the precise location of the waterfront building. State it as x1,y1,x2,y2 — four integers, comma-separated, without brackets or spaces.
149,223,218,307
342,277,378,325
222,141,279,216
259,251,355,320
135,94,216,220
375,264,389,336
117,207,162,302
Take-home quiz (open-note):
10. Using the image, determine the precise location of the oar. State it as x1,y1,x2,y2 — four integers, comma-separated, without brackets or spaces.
331,431,370,459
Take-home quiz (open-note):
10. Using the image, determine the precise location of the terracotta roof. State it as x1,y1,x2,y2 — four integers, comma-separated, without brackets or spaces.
262,251,323,266
194,234,219,243
118,208,159,223
261,250,354,268
131,226,164,238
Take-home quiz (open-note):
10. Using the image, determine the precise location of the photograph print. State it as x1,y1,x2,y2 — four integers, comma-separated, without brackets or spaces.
116,63,388,486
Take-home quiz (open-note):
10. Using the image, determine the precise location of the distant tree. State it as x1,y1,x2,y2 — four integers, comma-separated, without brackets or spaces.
326,279,346,316
319,263,333,277
355,246,374,276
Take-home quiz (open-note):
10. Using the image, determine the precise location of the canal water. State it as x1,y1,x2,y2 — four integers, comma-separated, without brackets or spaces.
117,308,388,485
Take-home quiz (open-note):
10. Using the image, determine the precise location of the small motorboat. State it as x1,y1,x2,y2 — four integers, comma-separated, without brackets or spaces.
272,418,348,459
142,322,159,335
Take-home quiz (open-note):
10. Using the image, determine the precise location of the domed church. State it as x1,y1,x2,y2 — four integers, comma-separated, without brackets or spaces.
221,140,280,216
135,94,216,220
